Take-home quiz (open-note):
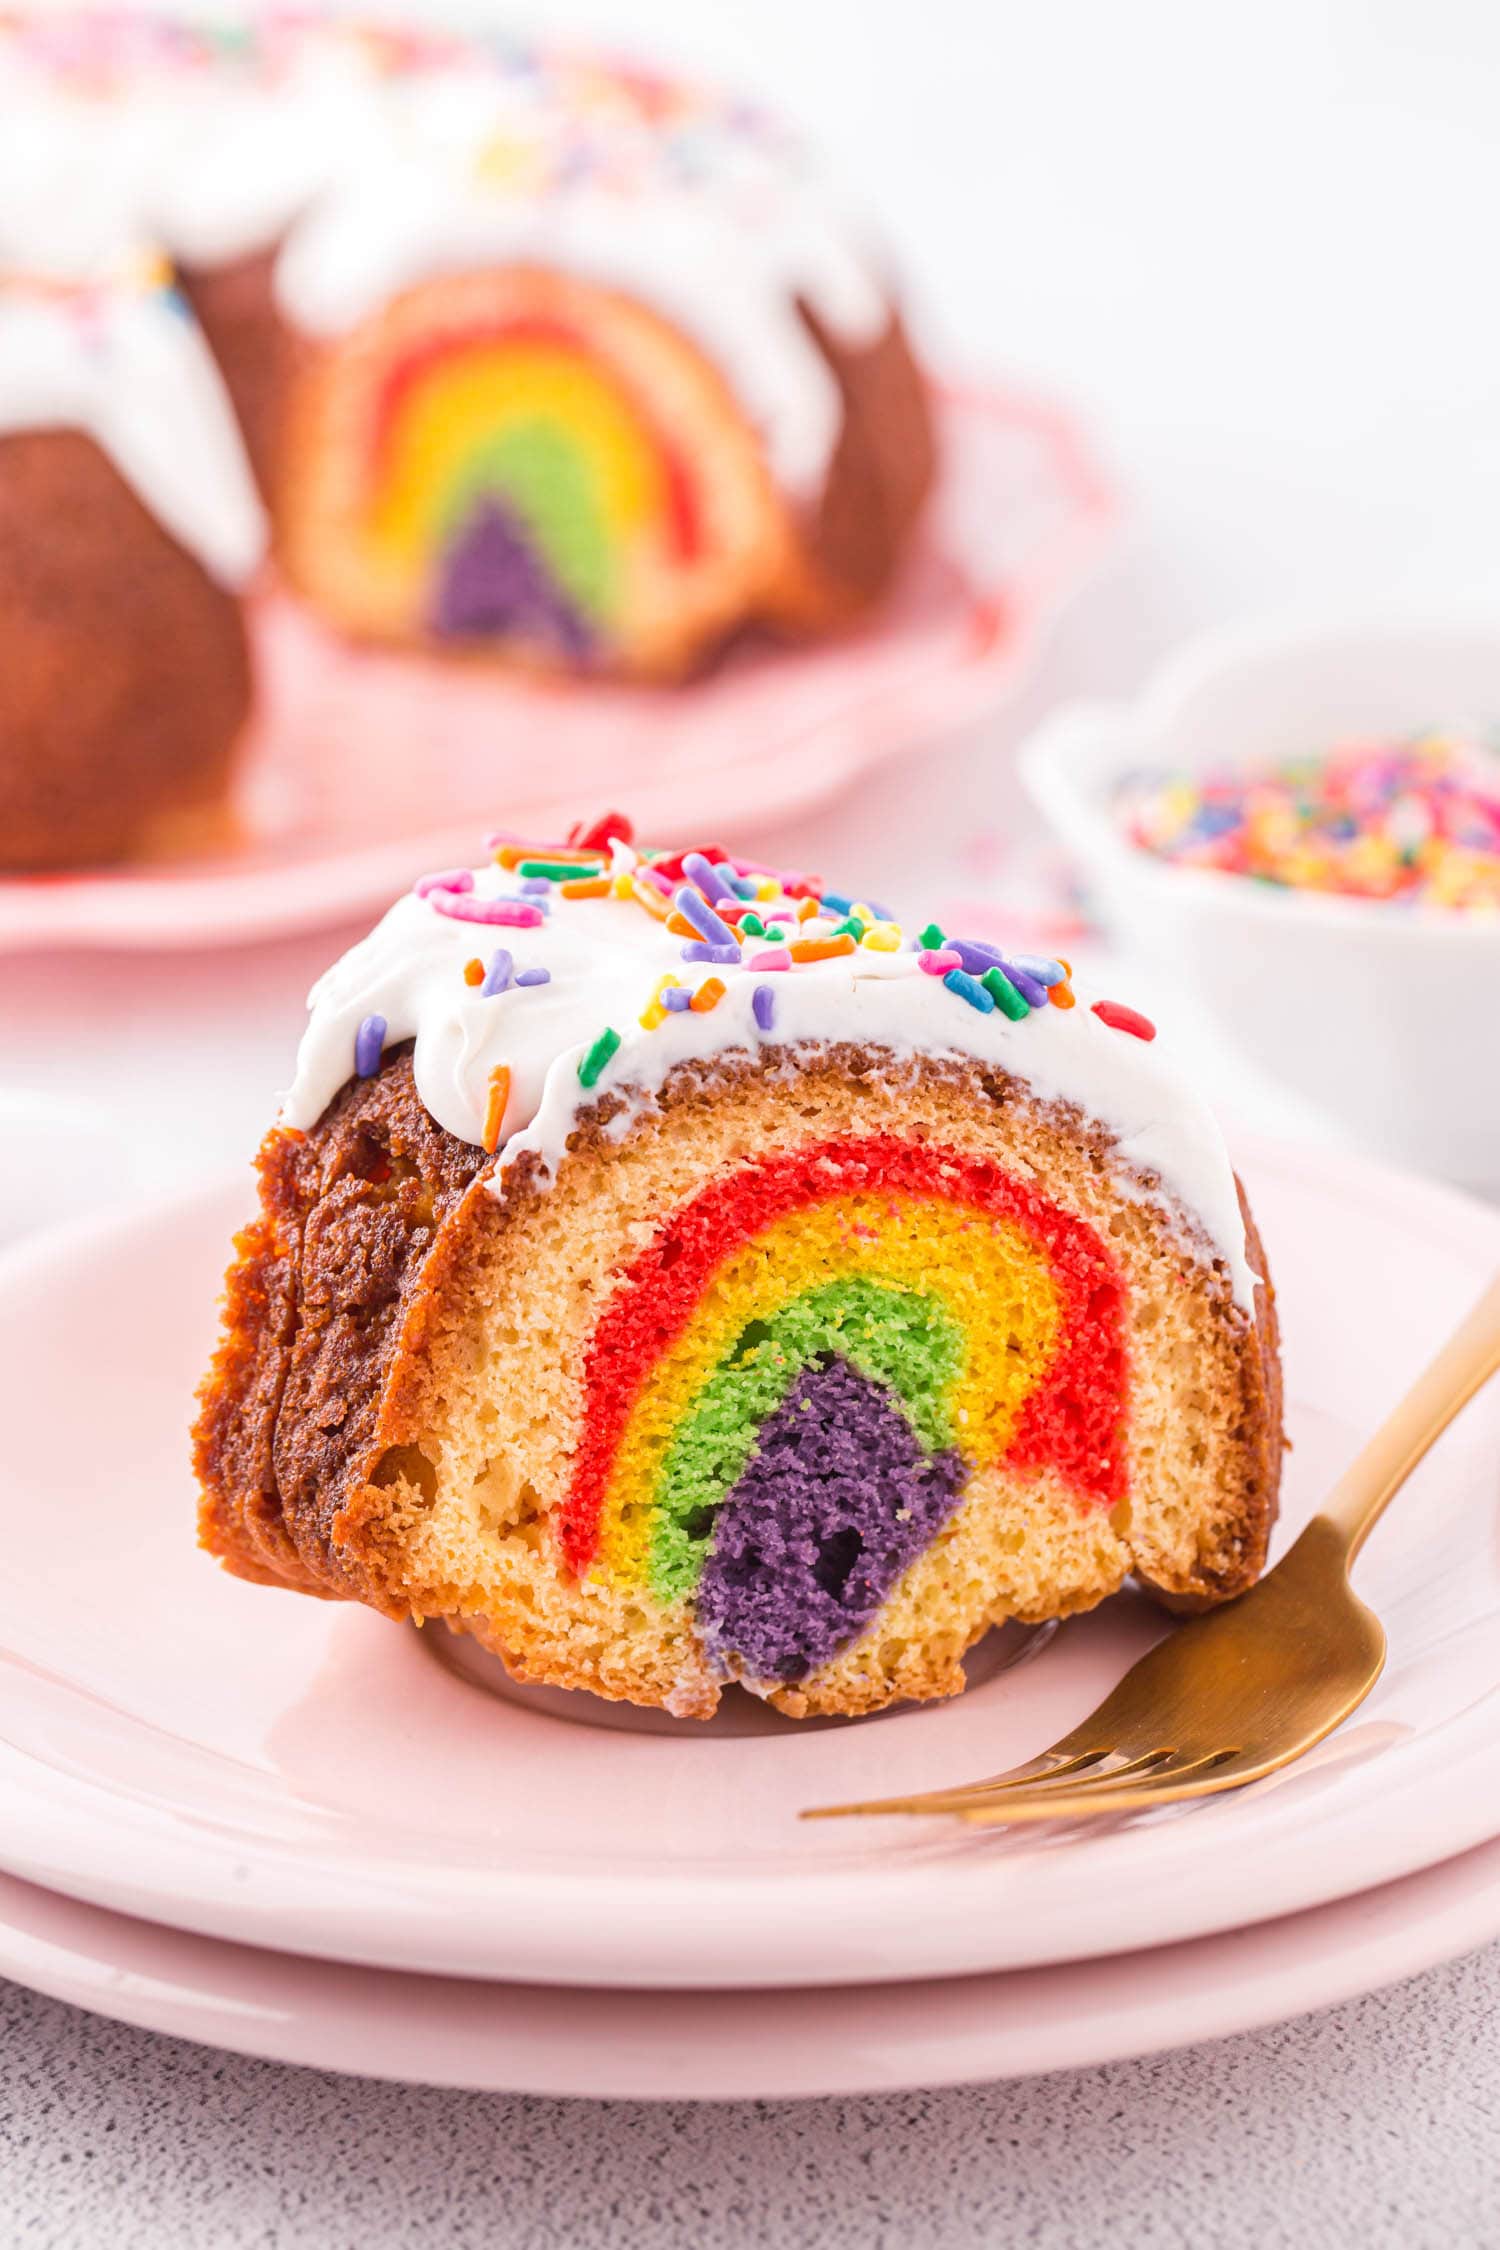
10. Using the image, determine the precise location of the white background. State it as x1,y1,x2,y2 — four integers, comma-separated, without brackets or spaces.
4,4,1500,2242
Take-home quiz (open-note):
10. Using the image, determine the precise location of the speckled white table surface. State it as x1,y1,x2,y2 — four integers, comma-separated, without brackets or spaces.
4,1946,1498,2250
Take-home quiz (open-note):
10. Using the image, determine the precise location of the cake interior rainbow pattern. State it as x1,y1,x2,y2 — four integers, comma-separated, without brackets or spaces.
562,1134,1126,1682
364,318,699,658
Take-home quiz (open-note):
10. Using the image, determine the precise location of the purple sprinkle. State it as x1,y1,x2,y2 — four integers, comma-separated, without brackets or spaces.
999,961,1051,1008
354,1014,386,1078
519,877,552,896
414,868,474,897
663,984,694,1011
429,894,544,928
482,948,513,996
673,884,735,946
682,852,736,905
515,966,551,987
1006,952,1066,986
680,939,741,965
752,983,776,1031
946,937,1010,976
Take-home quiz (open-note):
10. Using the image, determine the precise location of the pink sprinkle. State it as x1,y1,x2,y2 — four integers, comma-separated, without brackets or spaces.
748,947,793,971
429,894,545,928
415,869,475,897
731,856,809,886
638,865,673,895
918,947,962,974
483,830,523,852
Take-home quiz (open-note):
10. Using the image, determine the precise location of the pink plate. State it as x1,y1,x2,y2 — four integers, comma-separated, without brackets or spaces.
0,1134,1497,1989
0,383,1114,953
0,1830,1497,2096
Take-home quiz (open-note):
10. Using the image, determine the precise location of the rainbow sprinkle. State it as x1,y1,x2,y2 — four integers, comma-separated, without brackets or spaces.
1119,733,1500,914
482,1065,512,1153
579,1027,621,1086
354,1015,386,1077
406,817,1154,1138
1092,1000,1156,1042
431,893,546,928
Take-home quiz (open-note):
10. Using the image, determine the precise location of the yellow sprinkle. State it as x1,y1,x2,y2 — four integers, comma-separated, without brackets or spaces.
638,972,678,1030
612,872,634,898
851,902,875,926
755,878,779,901
860,923,901,951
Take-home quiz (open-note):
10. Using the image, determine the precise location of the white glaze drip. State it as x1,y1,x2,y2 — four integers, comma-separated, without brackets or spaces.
281,848,1258,1311
0,265,267,585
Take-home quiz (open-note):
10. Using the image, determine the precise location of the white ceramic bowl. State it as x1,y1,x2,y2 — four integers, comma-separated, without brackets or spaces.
1019,609,1500,1186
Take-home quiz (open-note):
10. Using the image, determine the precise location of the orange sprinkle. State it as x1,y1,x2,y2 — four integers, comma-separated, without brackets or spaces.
494,843,599,870
1059,958,1073,977
666,910,700,937
795,896,819,922
631,879,671,921
789,933,857,963
690,977,726,1013
1049,982,1076,1009
463,957,485,987
560,876,612,899
481,1065,511,1154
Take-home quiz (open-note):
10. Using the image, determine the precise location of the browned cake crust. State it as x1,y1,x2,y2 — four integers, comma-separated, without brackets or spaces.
196,1047,1284,1648
0,428,253,872
788,300,938,618
182,251,936,666
179,249,290,504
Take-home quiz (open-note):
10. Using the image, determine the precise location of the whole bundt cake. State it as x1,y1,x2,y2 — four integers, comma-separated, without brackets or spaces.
3,13,935,693
194,816,1283,1720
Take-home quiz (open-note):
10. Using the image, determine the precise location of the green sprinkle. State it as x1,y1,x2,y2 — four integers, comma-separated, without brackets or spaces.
740,911,766,937
917,921,945,951
763,925,787,943
518,858,604,881
981,965,1030,1020
829,916,864,940
578,1027,621,1087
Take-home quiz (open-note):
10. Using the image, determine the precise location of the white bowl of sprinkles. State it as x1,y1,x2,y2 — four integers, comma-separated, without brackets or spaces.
1020,606,1500,1187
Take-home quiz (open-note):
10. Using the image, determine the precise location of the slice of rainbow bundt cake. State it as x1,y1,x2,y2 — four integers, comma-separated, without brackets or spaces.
195,815,1282,1719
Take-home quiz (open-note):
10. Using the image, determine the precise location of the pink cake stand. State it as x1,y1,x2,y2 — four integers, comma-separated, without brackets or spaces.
0,380,1116,952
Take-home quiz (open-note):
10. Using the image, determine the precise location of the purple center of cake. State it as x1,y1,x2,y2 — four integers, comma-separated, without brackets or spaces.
433,498,594,658
695,1355,968,1684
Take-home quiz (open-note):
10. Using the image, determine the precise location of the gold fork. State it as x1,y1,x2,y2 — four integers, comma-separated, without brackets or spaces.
804,1268,1500,1827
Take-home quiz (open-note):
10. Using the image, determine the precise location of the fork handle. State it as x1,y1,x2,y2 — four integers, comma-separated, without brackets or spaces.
1323,1268,1500,1563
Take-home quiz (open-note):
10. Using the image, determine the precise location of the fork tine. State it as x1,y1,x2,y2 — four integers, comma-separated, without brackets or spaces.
955,1750,1245,1827
799,1748,1105,1822
802,1747,1220,1823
